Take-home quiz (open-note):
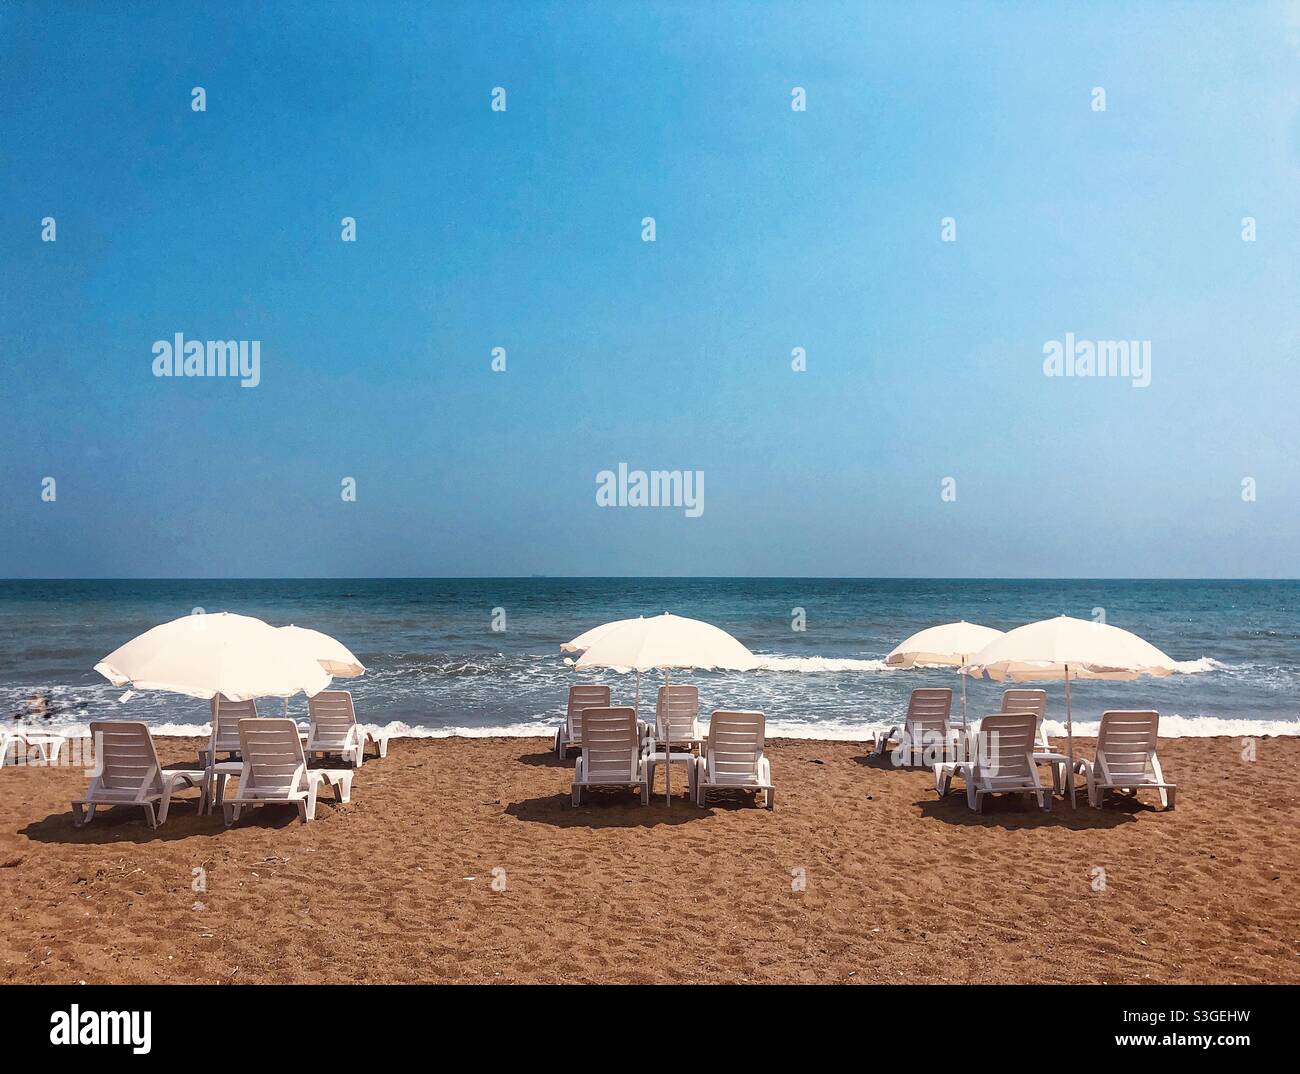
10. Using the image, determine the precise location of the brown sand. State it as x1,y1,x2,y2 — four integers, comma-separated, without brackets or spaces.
1,735,1296,984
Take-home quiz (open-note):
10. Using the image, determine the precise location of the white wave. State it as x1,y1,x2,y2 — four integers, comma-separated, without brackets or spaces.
751,655,894,672
1168,657,1226,674
1041,714,1300,738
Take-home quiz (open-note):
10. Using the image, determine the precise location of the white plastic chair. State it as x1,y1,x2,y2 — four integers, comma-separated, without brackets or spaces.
571,707,649,805
306,690,365,767
555,684,611,758
72,721,206,829
1000,688,1069,794
223,718,353,826
1075,710,1175,810
871,688,956,764
934,711,1049,812
695,710,774,809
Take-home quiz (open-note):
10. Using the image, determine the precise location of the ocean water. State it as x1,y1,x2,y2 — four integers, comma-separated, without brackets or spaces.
0,578,1296,739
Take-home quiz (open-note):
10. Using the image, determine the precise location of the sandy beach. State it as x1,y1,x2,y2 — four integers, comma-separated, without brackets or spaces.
1,734,1296,984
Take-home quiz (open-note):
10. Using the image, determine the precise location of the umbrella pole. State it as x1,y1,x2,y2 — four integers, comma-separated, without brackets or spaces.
959,660,968,728
1065,663,1076,808
663,667,671,806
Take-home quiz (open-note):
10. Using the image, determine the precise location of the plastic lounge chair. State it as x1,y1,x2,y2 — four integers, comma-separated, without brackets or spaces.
306,690,365,767
1075,710,1176,810
934,711,1049,812
198,695,258,767
694,710,774,809
871,688,955,764
72,721,206,828
1001,688,1069,794
554,684,611,758
222,718,353,826
571,706,649,805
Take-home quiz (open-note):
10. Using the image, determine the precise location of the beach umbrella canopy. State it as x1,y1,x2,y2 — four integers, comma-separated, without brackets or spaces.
575,613,757,803
94,612,331,702
965,615,1178,682
574,612,758,673
886,621,1004,668
886,620,1004,726
278,625,366,678
966,615,1179,806
560,616,644,653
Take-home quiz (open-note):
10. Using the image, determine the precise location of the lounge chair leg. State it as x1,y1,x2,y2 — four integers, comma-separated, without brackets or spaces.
223,803,235,827
159,786,173,825
572,785,581,807
1162,786,1174,810
72,802,86,827
336,773,353,803
766,788,775,810
966,782,978,812
141,803,157,829
297,799,310,823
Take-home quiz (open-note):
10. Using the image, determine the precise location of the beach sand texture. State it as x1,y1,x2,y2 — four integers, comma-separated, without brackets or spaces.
1,736,1296,984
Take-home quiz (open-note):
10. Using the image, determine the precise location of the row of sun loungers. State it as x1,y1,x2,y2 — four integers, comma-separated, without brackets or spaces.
558,682,1175,814
871,686,1175,812
561,685,775,808
69,690,378,829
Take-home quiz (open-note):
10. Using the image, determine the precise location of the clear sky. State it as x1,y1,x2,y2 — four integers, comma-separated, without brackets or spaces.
2,1,1298,578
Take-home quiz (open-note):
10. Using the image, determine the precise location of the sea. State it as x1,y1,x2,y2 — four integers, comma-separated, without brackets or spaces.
1,578,1296,740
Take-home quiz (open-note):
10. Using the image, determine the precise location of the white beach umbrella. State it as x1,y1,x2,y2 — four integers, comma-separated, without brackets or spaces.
278,625,366,678
965,615,1179,806
561,617,644,653
562,616,649,719
885,620,1005,726
95,613,331,716
575,613,758,803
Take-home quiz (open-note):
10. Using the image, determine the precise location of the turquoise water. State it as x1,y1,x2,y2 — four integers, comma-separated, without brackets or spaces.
1,578,1296,738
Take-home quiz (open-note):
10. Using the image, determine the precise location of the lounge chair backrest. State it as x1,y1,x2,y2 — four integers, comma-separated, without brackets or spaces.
210,695,258,755
656,684,700,745
237,718,308,798
578,707,640,782
706,711,765,781
905,688,953,740
1096,710,1160,783
90,720,163,798
566,685,611,745
308,690,357,745
1001,688,1049,749
975,711,1036,784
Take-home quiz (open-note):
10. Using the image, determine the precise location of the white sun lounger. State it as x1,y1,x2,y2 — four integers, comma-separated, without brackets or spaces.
654,684,703,753
555,684,611,758
871,688,956,764
306,690,365,767
1000,688,1069,794
223,718,354,826
695,710,774,809
72,721,206,829
1075,710,1176,810
934,710,1049,812
2,729,66,768
198,695,258,767
571,706,649,805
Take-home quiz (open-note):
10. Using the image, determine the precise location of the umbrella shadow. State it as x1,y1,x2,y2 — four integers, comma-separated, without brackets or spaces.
505,792,705,829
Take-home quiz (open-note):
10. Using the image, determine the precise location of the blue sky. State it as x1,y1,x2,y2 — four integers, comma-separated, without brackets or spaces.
2,1,1298,578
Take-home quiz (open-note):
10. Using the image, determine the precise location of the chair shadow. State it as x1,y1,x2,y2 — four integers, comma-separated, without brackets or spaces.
516,749,569,769
916,792,1149,830
505,792,706,829
16,790,347,844
17,793,230,845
